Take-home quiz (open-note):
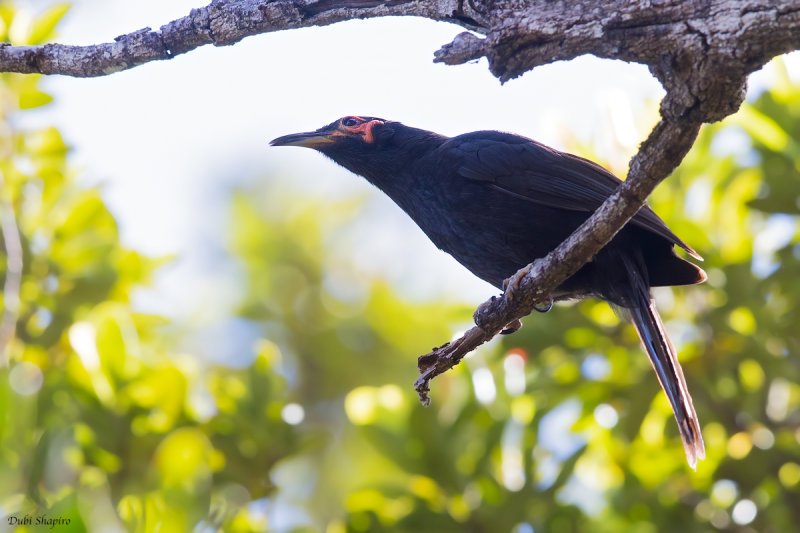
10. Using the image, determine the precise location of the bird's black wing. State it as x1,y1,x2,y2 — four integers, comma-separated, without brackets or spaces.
444,131,701,259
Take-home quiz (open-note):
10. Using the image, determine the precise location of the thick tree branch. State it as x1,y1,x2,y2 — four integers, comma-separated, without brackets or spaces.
0,0,469,77
0,0,796,88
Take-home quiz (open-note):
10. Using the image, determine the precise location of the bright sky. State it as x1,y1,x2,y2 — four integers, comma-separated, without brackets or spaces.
25,0,777,361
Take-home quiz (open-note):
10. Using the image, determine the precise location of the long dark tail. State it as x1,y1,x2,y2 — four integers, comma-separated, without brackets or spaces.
624,263,705,469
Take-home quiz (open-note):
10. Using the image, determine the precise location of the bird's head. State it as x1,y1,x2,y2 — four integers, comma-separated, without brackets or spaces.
270,116,395,153
270,116,446,190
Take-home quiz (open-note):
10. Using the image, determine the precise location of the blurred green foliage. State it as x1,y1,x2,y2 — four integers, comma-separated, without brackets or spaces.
0,4,798,533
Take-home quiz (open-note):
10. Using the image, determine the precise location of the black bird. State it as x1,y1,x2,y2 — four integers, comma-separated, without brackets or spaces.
271,116,707,468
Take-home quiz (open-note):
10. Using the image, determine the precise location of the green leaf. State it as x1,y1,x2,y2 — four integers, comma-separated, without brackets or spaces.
18,88,53,109
0,5,15,41
29,3,70,45
731,105,790,152
26,125,69,156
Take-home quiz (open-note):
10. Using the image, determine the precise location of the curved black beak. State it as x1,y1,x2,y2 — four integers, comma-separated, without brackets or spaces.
270,127,337,148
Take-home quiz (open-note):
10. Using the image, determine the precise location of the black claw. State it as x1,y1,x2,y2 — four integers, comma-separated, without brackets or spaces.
533,298,553,313
500,319,523,334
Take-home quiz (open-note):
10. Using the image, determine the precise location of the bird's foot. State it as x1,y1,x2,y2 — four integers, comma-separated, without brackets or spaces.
500,319,523,334
502,266,531,301
533,297,553,313
502,267,553,312
474,296,497,318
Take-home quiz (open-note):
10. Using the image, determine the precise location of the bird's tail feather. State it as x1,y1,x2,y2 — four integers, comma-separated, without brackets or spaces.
625,266,705,469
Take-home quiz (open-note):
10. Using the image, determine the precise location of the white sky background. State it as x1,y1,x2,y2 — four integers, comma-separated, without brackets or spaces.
14,0,742,362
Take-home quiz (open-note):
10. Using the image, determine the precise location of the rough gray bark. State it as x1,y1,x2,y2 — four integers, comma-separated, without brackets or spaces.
0,1,464,77
1,0,797,401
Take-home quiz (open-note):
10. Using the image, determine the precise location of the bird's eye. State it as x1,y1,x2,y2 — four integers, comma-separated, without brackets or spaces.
342,116,361,127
